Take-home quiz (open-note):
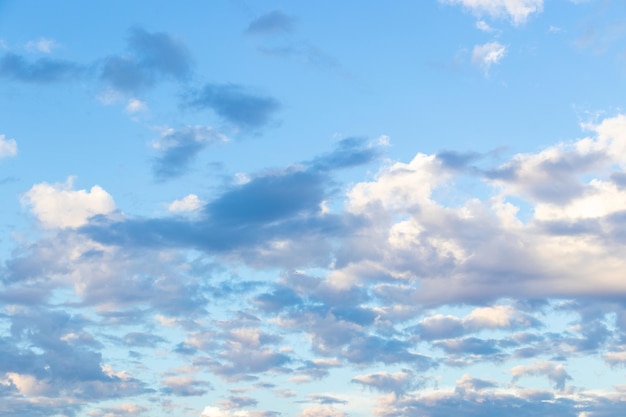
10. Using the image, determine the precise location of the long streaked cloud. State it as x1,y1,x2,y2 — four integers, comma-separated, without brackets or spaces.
245,10,295,35
0,52,84,83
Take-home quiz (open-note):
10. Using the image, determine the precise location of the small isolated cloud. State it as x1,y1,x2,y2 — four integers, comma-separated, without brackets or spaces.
25,38,59,53
21,177,116,228
125,98,147,113
168,194,203,213
0,134,17,158
476,20,495,32
245,10,295,35
511,361,572,390
186,83,280,131
152,126,228,180
441,0,543,25
472,41,506,74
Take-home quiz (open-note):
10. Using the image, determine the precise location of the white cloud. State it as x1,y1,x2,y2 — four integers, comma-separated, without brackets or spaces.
476,20,494,32
168,194,203,212
125,98,147,113
442,0,543,25
21,177,116,228
511,361,572,390
472,42,506,74
25,37,59,53
200,406,250,417
0,134,17,158
299,406,346,417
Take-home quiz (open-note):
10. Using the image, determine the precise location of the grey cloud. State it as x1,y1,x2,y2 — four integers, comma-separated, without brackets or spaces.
351,370,418,395
307,393,347,405
122,331,167,347
186,83,280,130
0,52,84,83
434,337,501,356
101,27,192,93
245,10,295,35
82,139,381,265
436,150,482,172
610,171,626,189
310,137,382,172
152,126,225,180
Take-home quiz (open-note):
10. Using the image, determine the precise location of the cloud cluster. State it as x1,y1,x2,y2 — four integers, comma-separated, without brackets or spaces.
441,0,543,25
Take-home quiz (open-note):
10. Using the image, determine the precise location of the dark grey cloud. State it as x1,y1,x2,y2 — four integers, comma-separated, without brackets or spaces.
0,52,84,83
186,83,280,130
101,27,192,93
245,10,295,35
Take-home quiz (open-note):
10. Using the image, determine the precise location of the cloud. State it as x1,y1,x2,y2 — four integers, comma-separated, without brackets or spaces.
245,10,295,35
21,177,116,229
352,370,417,395
441,0,543,25
86,403,148,417
0,134,17,158
168,194,204,213
511,361,572,390
101,27,192,94
0,52,83,83
83,137,382,266
298,406,346,417
472,41,506,74
125,98,147,113
25,38,59,54
186,83,280,130
603,350,626,367
152,126,228,179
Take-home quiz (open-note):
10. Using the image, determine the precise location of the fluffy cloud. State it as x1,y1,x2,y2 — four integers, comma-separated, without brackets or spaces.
441,0,543,25
168,194,204,213
472,41,506,74
21,177,116,228
511,361,572,390
0,134,17,158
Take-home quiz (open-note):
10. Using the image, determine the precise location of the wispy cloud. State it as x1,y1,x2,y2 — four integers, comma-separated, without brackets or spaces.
245,10,295,35
472,41,506,74
441,0,543,25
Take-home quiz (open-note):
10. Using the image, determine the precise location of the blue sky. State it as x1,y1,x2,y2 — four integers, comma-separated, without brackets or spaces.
2,1,626,416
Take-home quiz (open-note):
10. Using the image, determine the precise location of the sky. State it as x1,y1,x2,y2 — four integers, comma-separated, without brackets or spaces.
1,0,626,416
